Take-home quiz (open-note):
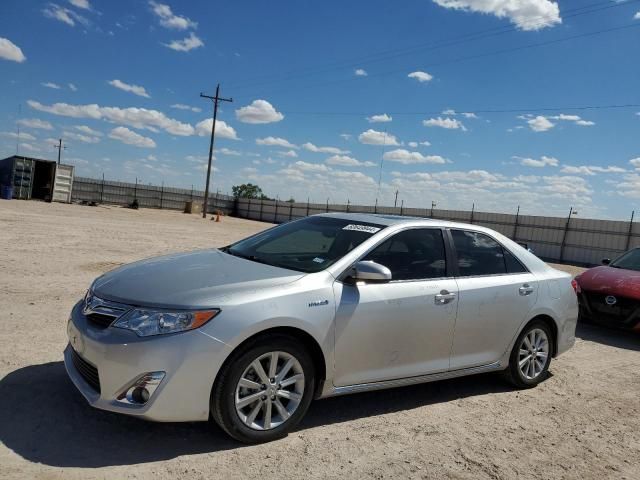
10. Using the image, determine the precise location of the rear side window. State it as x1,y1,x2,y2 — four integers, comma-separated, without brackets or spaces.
451,230,528,276
364,228,446,280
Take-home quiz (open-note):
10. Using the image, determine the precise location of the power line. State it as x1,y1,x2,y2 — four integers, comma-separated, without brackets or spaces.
275,103,640,117
231,21,640,100
228,0,640,92
200,84,233,219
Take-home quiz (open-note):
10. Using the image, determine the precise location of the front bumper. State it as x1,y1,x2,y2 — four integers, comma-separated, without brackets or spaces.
64,301,232,422
578,292,640,331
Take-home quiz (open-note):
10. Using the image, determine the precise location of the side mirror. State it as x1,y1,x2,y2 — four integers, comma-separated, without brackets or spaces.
350,261,392,283
602,258,611,265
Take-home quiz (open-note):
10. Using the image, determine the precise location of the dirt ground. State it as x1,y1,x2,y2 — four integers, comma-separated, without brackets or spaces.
1,201,639,480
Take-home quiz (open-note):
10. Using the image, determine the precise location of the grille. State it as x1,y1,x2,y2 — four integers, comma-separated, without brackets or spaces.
86,313,116,328
71,348,101,393
582,292,639,325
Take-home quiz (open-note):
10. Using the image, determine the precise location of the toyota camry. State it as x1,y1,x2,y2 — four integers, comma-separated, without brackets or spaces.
65,213,578,443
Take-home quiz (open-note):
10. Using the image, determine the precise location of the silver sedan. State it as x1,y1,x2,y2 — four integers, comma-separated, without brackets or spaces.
65,213,577,443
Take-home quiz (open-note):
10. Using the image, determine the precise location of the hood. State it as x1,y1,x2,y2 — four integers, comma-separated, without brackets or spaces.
92,249,305,308
576,265,640,299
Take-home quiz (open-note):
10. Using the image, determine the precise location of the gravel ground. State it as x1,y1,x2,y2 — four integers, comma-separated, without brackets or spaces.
1,201,639,480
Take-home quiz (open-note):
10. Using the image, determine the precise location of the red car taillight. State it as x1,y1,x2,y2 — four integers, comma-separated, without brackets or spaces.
571,279,580,294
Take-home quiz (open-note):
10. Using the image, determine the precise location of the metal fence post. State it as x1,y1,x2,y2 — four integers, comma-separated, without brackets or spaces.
346,199,350,213
513,205,520,240
470,203,475,224
160,181,164,209
100,172,105,203
374,198,378,214
625,210,635,251
559,207,575,263
259,198,264,222
306,198,310,217
400,199,404,216
134,177,138,202
326,198,329,213
247,197,251,219
289,201,293,221
275,199,279,223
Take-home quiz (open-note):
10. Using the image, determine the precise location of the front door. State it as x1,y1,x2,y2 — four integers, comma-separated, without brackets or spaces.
333,228,458,387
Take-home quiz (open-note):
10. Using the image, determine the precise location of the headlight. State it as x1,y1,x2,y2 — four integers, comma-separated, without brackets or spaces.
113,308,219,337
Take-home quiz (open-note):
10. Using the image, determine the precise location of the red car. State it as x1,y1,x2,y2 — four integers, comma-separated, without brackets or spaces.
575,248,640,331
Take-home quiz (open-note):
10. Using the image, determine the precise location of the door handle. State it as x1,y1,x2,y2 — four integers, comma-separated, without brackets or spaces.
519,284,535,296
435,290,456,305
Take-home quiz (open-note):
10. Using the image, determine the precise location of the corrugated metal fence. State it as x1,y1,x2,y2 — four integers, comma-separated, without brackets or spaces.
70,177,638,267
72,176,235,215
234,198,639,267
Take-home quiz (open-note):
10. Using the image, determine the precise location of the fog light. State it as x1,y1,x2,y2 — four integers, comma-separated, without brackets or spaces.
116,371,165,405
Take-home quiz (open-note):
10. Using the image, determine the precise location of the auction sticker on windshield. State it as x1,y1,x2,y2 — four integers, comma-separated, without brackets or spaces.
342,224,381,234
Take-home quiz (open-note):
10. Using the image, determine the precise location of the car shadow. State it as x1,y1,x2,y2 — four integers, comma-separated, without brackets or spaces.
0,361,516,467
576,322,640,351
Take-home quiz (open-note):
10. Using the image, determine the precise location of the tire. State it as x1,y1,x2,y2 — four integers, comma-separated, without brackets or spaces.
211,334,315,444
504,320,553,389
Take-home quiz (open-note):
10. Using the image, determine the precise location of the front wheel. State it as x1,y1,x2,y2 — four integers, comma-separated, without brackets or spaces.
211,334,315,443
504,321,552,388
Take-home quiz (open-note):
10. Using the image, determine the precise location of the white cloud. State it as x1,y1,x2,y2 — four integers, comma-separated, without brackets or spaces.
28,100,195,136
630,157,640,169
383,149,447,165
408,142,418,148
235,99,284,124
575,119,595,126
326,155,376,167
549,113,595,126
354,68,368,76
366,113,392,123
42,82,61,89
171,103,201,112
277,150,298,158
432,0,562,31
339,133,352,140
0,37,26,63
163,32,204,52
423,117,466,130
109,126,156,148
420,140,432,146
516,155,559,167
302,142,349,154
292,161,329,173
462,112,478,119
63,130,100,144
74,125,103,136
18,143,41,153
358,129,400,146
43,3,89,27
149,1,197,30
1,131,37,141
618,174,640,199
68,83,77,91
108,79,151,98
527,115,555,132
217,147,241,156
408,71,433,82
17,118,53,130
560,165,626,176
634,11,640,20
69,0,90,9
194,119,239,140
256,136,297,149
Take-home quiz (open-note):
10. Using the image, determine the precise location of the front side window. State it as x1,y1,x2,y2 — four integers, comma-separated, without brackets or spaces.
451,230,527,276
364,228,447,280
225,216,385,273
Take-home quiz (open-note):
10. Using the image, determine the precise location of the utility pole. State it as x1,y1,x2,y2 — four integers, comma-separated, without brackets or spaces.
200,84,233,218
394,189,399,208
54,138,66,164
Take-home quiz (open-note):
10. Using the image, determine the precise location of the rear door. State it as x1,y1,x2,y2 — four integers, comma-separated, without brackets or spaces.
448,229,538,369
52,164,74,203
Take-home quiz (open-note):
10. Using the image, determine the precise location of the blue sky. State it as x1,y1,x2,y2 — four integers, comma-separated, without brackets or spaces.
1,0,639,219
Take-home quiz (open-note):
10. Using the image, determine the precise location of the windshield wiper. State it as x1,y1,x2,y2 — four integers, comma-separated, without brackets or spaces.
221,247,276,267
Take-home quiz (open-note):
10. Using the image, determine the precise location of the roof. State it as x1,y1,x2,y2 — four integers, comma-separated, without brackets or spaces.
316,212,461,228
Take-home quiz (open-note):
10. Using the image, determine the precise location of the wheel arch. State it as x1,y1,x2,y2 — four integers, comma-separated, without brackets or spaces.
524,314,559,357
210,326,328,409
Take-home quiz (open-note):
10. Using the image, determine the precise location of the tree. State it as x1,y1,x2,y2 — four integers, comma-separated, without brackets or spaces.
232,183,264,199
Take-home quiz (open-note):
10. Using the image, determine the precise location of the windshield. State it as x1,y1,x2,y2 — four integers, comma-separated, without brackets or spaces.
610,249,640,272
223,216,385,273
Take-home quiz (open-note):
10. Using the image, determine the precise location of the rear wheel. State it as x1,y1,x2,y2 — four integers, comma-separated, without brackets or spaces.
504,321,552,388
211,335,315,443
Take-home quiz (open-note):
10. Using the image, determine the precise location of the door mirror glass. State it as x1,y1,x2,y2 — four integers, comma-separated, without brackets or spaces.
602,258,611,265
351,261,392,283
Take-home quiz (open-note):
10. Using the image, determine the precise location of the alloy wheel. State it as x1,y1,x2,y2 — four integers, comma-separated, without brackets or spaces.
518,328,549,380
234,351,305,430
